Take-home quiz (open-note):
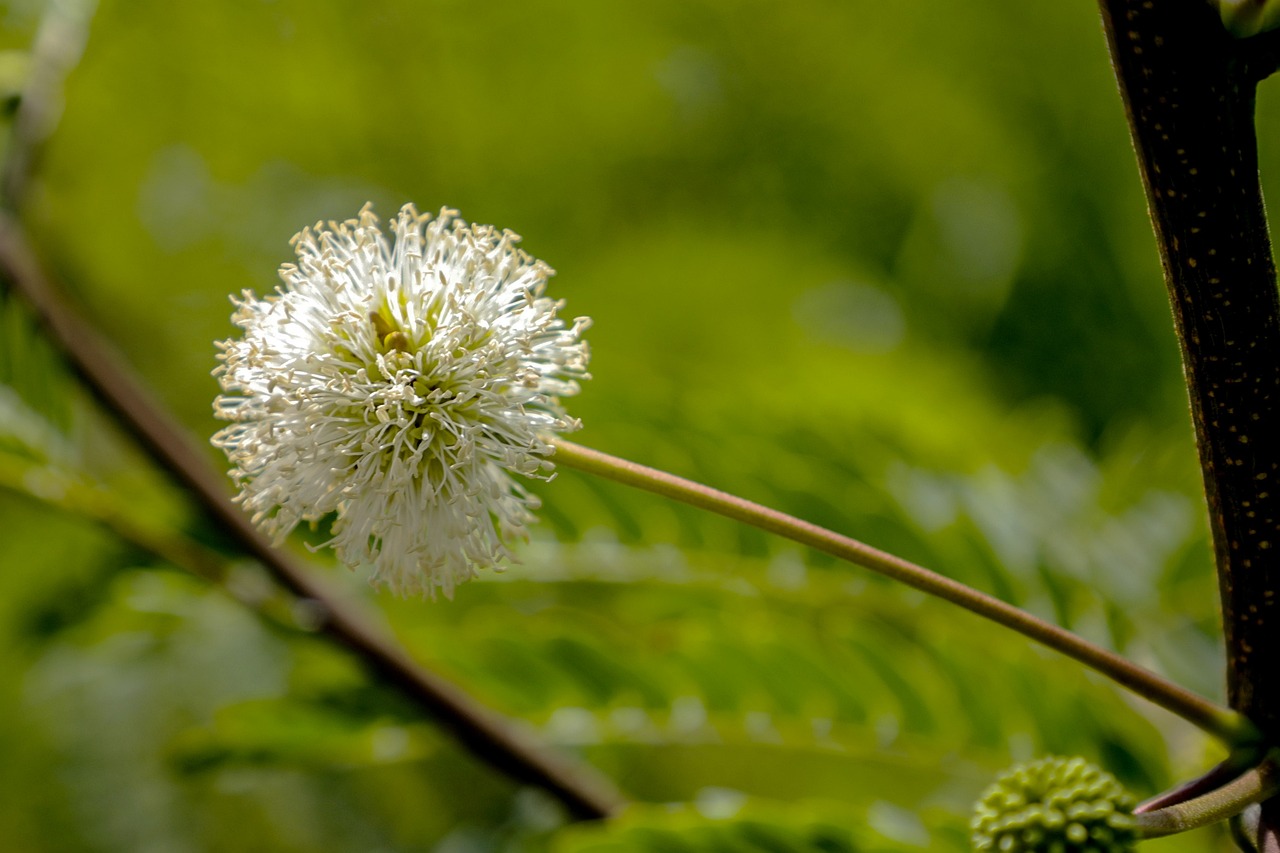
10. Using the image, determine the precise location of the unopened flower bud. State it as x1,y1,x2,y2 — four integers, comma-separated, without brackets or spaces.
971,756,1138,852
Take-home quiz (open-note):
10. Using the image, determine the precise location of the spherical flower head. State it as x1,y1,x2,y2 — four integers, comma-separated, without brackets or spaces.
212,203,590,598
971,756,1137,852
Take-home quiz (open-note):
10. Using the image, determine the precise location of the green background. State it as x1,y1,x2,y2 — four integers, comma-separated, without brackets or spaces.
0,0,1272,849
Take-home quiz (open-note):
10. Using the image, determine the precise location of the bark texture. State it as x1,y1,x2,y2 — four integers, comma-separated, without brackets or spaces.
1099,0,1280,737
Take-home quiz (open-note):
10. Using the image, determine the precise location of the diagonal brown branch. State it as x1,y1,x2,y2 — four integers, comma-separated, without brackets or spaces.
0,0,621,822
0,213,624,821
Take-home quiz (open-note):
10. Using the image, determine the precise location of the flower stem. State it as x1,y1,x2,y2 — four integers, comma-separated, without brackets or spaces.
1136,745,1271,814
551,438,1257,745
1137,758,1280,838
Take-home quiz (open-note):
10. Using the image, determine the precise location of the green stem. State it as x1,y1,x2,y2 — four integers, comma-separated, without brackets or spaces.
1138,759,1280,838
0,459,304,629
1137,744,1271,814
551,438,1257,745
0,464,199,570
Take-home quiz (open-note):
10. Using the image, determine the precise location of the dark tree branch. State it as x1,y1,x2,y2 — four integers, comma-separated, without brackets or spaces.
0,215,624,820
0,0,622,823
1100,0,1280,739
1099,5,1280,843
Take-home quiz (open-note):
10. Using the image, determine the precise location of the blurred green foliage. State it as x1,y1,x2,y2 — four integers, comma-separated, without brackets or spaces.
0,0,1272,849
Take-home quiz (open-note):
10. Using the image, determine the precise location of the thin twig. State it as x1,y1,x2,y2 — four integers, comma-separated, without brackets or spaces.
1139,759,1280,838
1136,745,1270,814
552,438,1256,745
1,0,96,209
0,0,621,819
0,214,624,820
0,458,232,587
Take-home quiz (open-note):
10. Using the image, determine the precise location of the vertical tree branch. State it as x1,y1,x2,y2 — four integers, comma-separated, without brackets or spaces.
1098,2,1280,737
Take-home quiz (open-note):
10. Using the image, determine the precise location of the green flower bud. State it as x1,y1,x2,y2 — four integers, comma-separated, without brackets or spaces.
1216,0,1280,38
971,756,1138,852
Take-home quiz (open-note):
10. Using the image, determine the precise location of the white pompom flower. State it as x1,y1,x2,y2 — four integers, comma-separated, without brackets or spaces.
212,203,590,597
